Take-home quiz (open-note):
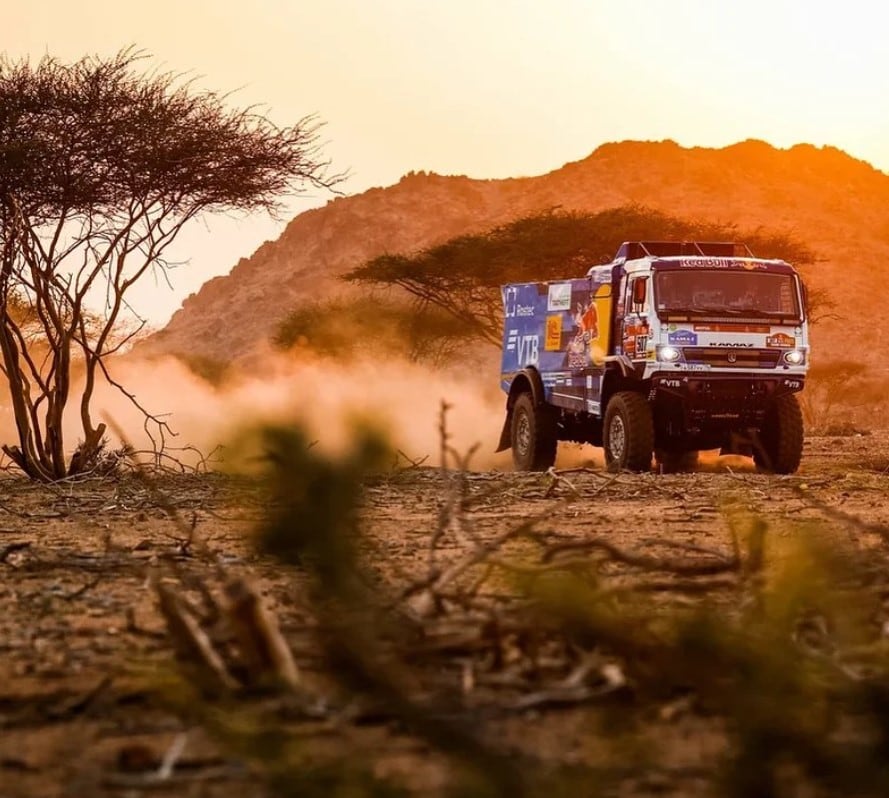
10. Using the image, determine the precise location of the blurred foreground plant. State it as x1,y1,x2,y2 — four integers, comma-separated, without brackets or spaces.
152,422,889,797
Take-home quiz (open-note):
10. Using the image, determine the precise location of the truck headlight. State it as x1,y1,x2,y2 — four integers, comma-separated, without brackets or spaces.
658,345,681,362
784,350,804,365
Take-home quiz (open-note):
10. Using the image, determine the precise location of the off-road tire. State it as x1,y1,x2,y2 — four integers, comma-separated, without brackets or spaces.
754,393,804,474
604,392,654,472
511,392,558,471
655,448,699,474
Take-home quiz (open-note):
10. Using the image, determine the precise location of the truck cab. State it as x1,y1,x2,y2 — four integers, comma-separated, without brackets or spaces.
498,241,809,473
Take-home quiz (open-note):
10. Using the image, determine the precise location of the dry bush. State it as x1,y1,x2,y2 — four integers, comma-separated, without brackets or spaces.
273,295,472,365
800,361,886,434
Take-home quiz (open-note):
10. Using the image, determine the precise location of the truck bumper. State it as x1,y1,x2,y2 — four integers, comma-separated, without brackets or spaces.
650,372,805,433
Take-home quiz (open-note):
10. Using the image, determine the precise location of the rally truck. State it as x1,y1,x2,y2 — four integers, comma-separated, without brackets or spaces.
498,241,809,473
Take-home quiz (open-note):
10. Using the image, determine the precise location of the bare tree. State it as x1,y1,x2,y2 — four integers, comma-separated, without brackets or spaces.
0,50,341,480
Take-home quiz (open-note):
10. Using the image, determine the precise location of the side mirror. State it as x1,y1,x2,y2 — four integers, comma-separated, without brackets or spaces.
632,278,647,307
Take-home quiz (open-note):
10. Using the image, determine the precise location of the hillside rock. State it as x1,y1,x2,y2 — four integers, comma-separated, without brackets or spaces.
140,140,889,364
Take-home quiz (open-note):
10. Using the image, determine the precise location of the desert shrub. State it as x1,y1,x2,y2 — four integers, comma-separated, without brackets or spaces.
273,295,472,364
800,361,886,432
173,352,233,386
822,422,872,437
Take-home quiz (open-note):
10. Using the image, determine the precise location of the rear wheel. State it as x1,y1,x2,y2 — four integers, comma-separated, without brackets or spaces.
511,392,557,471
604,392,654,472
754,394,804,474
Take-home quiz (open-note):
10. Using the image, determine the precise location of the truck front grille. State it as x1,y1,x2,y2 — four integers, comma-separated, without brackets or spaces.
683,348,780,369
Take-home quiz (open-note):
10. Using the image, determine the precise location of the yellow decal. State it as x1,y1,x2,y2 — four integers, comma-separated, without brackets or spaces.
545,315,562,351
590,284,612,365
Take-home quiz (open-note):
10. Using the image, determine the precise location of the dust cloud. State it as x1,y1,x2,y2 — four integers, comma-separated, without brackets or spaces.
86,354,518,471
0,354,754,473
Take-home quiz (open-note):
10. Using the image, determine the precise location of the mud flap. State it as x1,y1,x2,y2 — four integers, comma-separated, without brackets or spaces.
496,409,513,452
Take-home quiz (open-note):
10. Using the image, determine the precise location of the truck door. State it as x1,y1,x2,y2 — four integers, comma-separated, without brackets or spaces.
621,275,650,360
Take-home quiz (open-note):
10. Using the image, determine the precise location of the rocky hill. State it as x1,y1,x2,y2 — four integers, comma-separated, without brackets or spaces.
141,140,889,364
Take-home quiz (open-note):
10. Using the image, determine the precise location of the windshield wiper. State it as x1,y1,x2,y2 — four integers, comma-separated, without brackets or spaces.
670,306,787,317
728,308,791,318
677,305,745,315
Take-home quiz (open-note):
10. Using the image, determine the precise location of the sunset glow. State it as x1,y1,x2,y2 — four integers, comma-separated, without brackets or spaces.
4,0,888,323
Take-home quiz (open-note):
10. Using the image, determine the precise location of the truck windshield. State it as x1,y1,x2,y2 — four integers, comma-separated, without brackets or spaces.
654,270,801,320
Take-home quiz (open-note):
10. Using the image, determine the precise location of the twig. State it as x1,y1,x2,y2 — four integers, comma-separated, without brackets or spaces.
406,519,542,618
157,732,188,780
792,485,889,544
543,538,739,576
223,577,301,689
154,580,238,692
63,574,102,600
0,501,65,519
544,467,581,499
0,541,31,563
395,449,429,470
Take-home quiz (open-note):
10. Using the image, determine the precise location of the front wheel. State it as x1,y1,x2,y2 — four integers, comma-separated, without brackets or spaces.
754,394,804,474
510,392,557,471
604,392,654,472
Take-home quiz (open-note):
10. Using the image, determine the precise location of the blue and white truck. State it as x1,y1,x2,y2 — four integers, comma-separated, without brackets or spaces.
498,241,809,473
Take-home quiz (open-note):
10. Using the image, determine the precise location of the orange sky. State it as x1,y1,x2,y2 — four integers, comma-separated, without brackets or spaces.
5,0,888,325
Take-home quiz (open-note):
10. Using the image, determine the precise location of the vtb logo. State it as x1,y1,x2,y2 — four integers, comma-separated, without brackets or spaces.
517,335,539,365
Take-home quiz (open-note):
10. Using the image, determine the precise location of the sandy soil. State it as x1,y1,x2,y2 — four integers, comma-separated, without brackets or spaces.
1,433,886,798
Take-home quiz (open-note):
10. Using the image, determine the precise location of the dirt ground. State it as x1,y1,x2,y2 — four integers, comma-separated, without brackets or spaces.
1,433,888,798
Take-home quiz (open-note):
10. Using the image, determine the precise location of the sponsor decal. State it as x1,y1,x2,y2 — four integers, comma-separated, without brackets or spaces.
565,291,601,369
678,258,767,270
623,322,649,359
668,329,698,345
515,304,535,317
545,315,562,351
694,324,770,333
505,329,518,351
783,379,802,389
662,379,682,388
712,342,755,347
547,282,572,311
767,333,795,348
517,334,539,365
503,286,518,317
